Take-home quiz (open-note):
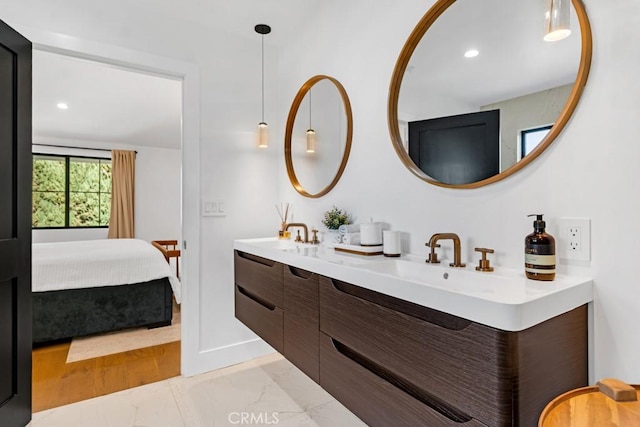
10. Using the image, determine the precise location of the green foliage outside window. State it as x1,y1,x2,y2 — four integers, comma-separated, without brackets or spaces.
32,156,66,227
32,154,112,228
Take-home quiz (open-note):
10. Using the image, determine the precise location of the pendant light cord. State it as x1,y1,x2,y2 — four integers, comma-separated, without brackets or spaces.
255,24,270,126
308,90,312,129
261,33,265,123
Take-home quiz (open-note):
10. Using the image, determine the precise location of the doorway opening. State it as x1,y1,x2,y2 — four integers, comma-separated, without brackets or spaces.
31,49,185,411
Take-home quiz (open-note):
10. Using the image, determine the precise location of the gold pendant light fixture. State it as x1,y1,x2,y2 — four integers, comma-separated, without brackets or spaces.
255,24,271,148
544,0,572,42
306,88,316,153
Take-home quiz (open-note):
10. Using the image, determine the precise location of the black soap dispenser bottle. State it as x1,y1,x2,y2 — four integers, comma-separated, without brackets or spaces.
525,214,556,281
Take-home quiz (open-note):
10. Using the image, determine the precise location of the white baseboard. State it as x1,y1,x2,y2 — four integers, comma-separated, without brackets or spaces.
181,338,275,377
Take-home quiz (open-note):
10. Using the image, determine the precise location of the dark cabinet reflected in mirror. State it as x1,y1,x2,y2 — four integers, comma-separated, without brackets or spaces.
408,109,500,185
389,0,592,188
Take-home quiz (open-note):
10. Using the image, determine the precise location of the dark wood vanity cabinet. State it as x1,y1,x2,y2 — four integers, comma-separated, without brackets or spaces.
319,276,588,427
283,265,319,382
234,253,588,426
234,251,320,381
318,333,488,427
234,251,284,352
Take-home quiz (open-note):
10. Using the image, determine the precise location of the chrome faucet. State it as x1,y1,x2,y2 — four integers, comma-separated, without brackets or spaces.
426,233,466,268
285,223,309,243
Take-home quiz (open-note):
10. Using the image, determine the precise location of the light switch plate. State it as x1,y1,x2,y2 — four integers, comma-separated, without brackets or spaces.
202,200,226,217
559,218,591,261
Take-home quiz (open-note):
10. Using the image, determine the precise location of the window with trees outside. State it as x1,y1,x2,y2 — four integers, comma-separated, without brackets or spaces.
32,154,112,228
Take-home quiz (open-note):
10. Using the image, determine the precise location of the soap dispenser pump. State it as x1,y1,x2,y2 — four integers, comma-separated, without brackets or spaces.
525,214,556,281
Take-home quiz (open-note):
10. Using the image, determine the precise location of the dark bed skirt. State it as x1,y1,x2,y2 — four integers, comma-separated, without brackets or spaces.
33,278,174,344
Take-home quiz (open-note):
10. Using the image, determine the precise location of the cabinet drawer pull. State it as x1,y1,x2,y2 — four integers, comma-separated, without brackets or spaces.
329,278,471,331
329,337,472,424
287,265,314,280
236,251,276,267
237,285,276,311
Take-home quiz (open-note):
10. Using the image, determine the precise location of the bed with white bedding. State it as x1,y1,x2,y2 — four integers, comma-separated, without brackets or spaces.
32,239,181,344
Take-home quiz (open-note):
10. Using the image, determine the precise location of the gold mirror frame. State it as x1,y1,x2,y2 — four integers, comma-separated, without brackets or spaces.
388,0,593,189
285,75,353,198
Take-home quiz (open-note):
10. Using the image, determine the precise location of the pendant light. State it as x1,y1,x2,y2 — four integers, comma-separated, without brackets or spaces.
306,89,316,153
255,24,271,148
544,0,571,42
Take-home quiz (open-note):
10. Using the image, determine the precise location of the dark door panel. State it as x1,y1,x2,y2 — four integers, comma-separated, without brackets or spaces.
0,44,14,240
0,279,16,405
0,18,32,427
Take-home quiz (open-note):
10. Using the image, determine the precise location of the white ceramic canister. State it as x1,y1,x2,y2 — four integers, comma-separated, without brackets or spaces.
360,222,382,246
383,230,401,257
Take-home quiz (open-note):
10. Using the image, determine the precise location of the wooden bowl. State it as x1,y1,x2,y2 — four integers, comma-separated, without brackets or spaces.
539,378,640,427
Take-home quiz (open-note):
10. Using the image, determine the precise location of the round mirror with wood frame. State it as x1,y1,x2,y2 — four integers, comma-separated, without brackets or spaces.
285,75,353,198
388,0,592,189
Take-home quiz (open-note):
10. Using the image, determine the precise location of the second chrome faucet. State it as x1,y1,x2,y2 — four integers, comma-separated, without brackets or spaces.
426,233,466,268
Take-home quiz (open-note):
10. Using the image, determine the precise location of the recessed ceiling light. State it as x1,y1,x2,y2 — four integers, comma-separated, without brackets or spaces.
56,102,69,110
464,49,479,58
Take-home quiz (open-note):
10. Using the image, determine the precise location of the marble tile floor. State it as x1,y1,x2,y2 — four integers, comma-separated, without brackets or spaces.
29,352,366,427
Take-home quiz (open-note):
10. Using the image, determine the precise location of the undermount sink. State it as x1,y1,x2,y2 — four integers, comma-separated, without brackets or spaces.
357,258,531,303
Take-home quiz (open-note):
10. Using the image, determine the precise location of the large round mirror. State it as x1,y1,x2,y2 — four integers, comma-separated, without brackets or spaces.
285,75,353,198
388,0,592,188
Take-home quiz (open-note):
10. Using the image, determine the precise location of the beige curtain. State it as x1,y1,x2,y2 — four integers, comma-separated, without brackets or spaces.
108,150,136,238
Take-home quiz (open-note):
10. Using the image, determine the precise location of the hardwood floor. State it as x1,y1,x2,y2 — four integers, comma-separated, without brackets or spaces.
32,340,181,412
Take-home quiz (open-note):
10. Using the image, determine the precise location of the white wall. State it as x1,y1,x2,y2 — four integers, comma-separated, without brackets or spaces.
132,144,181,243
399,89,477,123
3,0,280,376
277,0,640,383
32,138,181,244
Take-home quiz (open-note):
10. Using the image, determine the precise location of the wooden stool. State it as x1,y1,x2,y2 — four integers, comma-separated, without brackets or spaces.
539,378,640,426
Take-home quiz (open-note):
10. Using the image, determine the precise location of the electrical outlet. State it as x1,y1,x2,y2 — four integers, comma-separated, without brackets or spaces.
559,218,591,261
568,227,581,252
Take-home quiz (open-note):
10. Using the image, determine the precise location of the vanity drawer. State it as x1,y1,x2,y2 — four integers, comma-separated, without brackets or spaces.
234,250,283,307
319,333,487,427
284,311,319,383
284,265,318,321
319,276,511,426
235,284,283,352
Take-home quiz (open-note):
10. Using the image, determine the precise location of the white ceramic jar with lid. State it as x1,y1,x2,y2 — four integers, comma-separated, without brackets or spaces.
360,222,382,246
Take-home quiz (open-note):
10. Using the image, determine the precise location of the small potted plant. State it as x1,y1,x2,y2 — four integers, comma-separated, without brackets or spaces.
321,206,352,246
322,206,352,230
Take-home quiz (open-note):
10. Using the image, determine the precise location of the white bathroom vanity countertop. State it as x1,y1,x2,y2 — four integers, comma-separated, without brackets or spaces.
234,237,593,331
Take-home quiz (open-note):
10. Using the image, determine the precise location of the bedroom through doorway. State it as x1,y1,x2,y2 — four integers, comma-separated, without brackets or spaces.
30,49,184,412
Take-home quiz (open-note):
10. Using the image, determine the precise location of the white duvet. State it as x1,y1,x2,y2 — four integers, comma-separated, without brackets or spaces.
32,238,181,303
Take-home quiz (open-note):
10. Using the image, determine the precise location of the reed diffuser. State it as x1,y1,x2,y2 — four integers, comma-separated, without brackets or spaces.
276,203,291,239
